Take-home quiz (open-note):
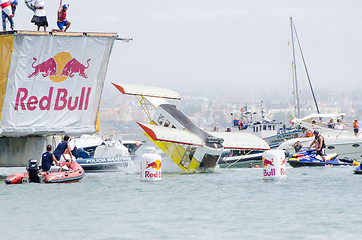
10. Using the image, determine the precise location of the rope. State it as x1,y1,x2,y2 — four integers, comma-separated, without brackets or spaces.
219,149,255,172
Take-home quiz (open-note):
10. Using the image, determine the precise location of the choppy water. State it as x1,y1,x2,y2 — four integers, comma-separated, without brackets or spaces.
1,164,361,240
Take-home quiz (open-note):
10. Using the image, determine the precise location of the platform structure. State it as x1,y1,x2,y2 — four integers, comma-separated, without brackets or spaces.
0,31,119,167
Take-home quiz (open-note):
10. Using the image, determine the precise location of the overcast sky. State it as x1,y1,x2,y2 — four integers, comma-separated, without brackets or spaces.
10,0,362,100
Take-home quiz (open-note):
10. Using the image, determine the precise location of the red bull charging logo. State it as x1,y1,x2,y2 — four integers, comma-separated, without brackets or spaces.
14,52,92,111
263,157,274,168
146,160,162,170
27,52,91,83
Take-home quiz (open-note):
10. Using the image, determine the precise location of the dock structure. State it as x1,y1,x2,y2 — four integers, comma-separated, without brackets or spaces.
0,31,118,167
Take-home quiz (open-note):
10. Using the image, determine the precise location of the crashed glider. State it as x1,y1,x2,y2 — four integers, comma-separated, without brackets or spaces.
112,82,270,173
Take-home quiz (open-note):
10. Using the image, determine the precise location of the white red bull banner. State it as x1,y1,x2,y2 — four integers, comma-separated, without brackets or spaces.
0,33,116,136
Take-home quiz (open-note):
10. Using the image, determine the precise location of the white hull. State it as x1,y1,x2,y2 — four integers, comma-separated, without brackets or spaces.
278,137,362,161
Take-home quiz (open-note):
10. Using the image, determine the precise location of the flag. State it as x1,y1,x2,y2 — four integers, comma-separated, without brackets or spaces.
240,106,247,113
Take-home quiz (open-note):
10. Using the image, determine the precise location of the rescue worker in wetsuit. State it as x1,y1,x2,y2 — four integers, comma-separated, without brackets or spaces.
308,130,326,162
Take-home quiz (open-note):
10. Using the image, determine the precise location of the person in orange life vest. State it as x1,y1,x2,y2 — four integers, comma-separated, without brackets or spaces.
308,130,326,162
353,120,359,137
306,129,313,137
52,4,70,32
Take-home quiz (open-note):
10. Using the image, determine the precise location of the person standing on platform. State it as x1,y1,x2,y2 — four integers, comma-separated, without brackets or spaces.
53,135,73,162
31,0,48,31
52,3,71,32
2,0,17,31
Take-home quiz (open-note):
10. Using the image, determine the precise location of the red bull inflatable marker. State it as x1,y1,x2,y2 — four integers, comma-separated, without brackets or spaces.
140,153,162,181
262,150,286,180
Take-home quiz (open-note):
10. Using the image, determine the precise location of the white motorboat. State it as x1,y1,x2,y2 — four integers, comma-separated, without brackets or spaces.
69,135,133,171
278,113,362,161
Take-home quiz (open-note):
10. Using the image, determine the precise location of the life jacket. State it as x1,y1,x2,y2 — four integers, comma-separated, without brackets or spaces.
353,122,359,129
58,10,66,21
319,135,326,148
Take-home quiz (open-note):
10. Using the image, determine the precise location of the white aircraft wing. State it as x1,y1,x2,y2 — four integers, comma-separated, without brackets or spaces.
209,132,270,150
137,122,204,146
112,82,181,100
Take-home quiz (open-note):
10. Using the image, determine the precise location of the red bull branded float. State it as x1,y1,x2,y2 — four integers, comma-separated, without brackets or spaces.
5,159,84,184
0,31,118,167
140,154,162,181
262,150,286,180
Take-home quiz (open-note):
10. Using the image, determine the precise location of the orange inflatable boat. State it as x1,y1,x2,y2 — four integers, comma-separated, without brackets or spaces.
5,159,85,184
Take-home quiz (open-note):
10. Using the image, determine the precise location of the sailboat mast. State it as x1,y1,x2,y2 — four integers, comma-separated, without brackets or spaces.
290,17,301,118
292,22,321,114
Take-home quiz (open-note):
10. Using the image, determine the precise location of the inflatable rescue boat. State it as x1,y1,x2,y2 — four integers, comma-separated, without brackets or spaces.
5,159,84,184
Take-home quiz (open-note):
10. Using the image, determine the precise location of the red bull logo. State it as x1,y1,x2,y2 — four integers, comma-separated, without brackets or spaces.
262,151,287,179
27,52,91,83
14,87,91,111
15,52,93,112
262,157,274,168
264,168,276,177
281,158,286,165
142,159,162,179
263,157,276,177
145,160,161,170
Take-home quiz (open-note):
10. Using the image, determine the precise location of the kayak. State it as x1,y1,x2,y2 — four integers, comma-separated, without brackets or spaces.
5,159,84,184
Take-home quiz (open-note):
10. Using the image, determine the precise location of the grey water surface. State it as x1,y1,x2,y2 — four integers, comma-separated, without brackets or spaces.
1,165,361,240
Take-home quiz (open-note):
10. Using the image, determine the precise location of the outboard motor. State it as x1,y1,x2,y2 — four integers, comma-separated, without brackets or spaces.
26,159,40,183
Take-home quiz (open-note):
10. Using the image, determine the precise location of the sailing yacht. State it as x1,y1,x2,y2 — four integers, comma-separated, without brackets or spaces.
278,19,362,161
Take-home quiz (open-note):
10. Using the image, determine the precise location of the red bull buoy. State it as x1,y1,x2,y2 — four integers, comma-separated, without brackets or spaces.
262,150,286,180
140,153,162,181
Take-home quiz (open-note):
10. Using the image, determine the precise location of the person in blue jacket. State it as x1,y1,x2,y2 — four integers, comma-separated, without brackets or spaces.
53,135,73,162
41,144,61,172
